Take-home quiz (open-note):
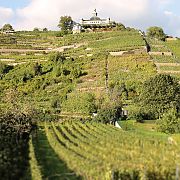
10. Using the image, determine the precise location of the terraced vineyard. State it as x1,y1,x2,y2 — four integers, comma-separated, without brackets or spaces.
1,29,180,180
30,121,180,179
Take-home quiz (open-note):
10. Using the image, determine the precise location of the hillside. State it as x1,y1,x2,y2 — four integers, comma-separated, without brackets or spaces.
1,29,180,179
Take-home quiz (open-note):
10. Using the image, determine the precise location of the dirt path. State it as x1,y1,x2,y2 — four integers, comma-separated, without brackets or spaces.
0,43,87,53
158,70,180,74
77,87,105,92
155,63,180,67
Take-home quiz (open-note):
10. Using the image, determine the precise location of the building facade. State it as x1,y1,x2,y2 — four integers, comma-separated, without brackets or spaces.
80,9,115,28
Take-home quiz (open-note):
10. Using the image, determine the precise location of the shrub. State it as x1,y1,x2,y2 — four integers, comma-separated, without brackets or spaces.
139,74,180,119
49,52,66,63
156,109,180,134
94,105,122,124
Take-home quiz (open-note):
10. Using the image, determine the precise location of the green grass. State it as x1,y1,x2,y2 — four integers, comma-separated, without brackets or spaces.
32,127,81,180
160,66,180,71
119,120,168,139
29,138,42,180
151,55,180,63
89,34,145,51
166,40,180,59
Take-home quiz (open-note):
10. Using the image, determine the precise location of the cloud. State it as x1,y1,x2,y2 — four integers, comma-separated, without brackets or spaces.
10,0,180,36
164,10,180,36
0,7,14,27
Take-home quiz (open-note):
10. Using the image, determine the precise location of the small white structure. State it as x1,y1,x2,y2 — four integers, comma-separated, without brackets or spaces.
73,23,81,34
115,121,122,129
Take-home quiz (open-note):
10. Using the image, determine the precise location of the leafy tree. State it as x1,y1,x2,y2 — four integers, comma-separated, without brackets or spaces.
58,16,73,34
115,23,126,31
33,27,40,32
156,109,180,134
147,26,166,41
139,74,180,119
43,28,48,32
1,24,14,32
95,105,122,124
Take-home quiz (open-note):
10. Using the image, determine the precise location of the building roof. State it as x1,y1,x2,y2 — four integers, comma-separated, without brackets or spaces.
90,16,101,21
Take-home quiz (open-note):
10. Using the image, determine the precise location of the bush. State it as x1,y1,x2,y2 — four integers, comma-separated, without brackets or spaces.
51,97,61,113
62,92,97,115
94,105,122,124
156,109,180,134
49,52,66,63
147,26,166,41
139,74,180,119
0,110,33,179
0,62,13,78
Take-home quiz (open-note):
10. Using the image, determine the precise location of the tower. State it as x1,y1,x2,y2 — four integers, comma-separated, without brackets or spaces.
92,9,98,17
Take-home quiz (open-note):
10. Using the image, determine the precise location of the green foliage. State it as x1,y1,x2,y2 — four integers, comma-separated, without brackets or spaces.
33,27,40,32
89,31,145,51
33,62,42,76
1,24,14,32
108,54,157,97
62,92,97,115
156,109,180,134
51,97,61,113
44,121,180,179
0,62,13,78
114,23,126,31
126,105,145,122
95,105,122,124
49,52,66,63
139,74,180,119
43,28,48,32
58,16,73,34
166,39,180,59
0,107,34,179
147,26,166,41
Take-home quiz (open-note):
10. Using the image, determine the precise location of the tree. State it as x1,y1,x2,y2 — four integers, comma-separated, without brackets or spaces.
156,109,180,134
2,24,14,32
147,26,166,41
139,74,180,119
43,28,48,32
58,16,73,34
33,27,40,32
115,23,126,31
94,105,122,124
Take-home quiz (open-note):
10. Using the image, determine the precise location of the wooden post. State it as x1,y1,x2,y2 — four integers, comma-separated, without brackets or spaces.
105,53,109,94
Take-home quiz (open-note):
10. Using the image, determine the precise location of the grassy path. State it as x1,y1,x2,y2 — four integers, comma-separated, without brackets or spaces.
32,127,81,180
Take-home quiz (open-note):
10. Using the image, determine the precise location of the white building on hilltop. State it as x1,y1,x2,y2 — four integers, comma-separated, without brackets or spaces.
73,9,116,33
80,9,115,28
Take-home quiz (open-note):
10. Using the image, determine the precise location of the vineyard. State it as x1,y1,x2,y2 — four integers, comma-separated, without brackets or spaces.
1,28,180,180
30,121,180,179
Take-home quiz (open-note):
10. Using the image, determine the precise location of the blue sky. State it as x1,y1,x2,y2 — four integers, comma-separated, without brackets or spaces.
0,0,180,36
0,0,30,9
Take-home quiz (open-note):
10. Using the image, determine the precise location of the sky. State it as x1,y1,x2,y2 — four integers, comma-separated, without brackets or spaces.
0,0,180,36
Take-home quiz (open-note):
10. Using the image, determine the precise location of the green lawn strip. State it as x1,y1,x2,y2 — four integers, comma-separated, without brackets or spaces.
119,120,168,140
159,66,180,71
29,138,42,180
33,127,81,180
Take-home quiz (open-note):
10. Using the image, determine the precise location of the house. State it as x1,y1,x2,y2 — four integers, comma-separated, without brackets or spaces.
72,9,116,33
